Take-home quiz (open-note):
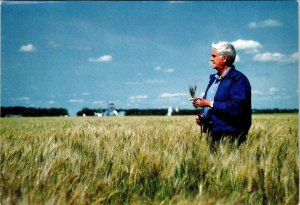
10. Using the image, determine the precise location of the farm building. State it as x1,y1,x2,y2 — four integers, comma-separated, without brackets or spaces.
100,102,119,116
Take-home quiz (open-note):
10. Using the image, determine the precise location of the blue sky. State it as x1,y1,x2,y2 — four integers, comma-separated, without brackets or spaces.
1,1,298,115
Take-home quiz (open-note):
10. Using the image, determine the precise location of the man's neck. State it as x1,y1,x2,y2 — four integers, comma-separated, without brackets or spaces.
218,66,230,77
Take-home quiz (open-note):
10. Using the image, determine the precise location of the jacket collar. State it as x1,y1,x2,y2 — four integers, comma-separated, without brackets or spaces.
210,65,236,80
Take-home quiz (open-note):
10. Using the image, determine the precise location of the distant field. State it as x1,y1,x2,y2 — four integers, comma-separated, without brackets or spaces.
0,114,298,204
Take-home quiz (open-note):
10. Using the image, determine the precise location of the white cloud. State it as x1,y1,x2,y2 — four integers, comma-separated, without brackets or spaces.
48,100,55,104
129,95,148,100
5,1,53,5
269,87,280,94
169,1,185,3
231,39,262,53
88,55,112,63
253,87,293,102
252,90,264,95
126,79,166,86
11,97,31,104
253,52,283,62
235,54,241,63
92,100,104,105
291,52,299,62
248,19,282,29
146,79,165,84
69,99,84,103
253,52,298,63
252,88,287,96
160,93,187,98
269,87,286,95
18,97,30,101
19,44,35,52
81,92,90,96
154,66,175,73
128,95,148,103
272,95,292,100
164,68,175,73
154,66,161,71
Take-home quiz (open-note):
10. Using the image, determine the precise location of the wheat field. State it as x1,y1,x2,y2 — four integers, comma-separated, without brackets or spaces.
0,114,298,204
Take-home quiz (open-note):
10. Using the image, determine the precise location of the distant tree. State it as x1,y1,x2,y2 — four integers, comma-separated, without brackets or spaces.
121,109,168,116
0,106,68,117
76,107,97,116
252,109,298,114
173,109,199,115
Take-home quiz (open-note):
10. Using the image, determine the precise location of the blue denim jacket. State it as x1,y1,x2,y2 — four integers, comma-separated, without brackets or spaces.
202,66,252,135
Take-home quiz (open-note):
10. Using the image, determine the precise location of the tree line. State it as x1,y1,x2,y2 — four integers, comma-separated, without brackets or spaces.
76,107,298,116
252,108,299,114
1,106,68,117
76,107,199,116
0,106,298,117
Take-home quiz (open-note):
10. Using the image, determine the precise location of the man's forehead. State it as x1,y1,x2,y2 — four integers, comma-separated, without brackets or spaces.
211,49,219,55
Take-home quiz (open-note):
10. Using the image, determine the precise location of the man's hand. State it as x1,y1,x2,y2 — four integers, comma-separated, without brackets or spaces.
192,98,213,108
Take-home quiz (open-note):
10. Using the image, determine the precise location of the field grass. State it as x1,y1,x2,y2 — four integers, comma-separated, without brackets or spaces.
0,114,298,204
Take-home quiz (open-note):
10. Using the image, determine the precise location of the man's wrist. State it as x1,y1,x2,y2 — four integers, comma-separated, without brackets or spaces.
210,101,214,108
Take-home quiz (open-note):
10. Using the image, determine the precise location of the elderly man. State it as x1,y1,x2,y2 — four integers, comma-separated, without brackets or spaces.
193,41,251,146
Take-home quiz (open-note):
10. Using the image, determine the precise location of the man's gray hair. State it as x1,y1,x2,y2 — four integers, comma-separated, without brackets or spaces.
212,41,236,65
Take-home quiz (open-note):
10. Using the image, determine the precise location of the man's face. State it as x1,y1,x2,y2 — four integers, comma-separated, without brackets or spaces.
210,49,225,70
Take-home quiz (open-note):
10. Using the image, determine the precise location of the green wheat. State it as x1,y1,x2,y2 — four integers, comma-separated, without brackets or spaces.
0,114,298,204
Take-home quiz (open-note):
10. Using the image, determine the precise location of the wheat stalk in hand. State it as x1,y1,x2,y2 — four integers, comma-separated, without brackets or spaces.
189,85,197,99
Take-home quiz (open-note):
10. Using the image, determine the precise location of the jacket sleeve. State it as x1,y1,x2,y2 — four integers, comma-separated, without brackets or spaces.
212,75,251,116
